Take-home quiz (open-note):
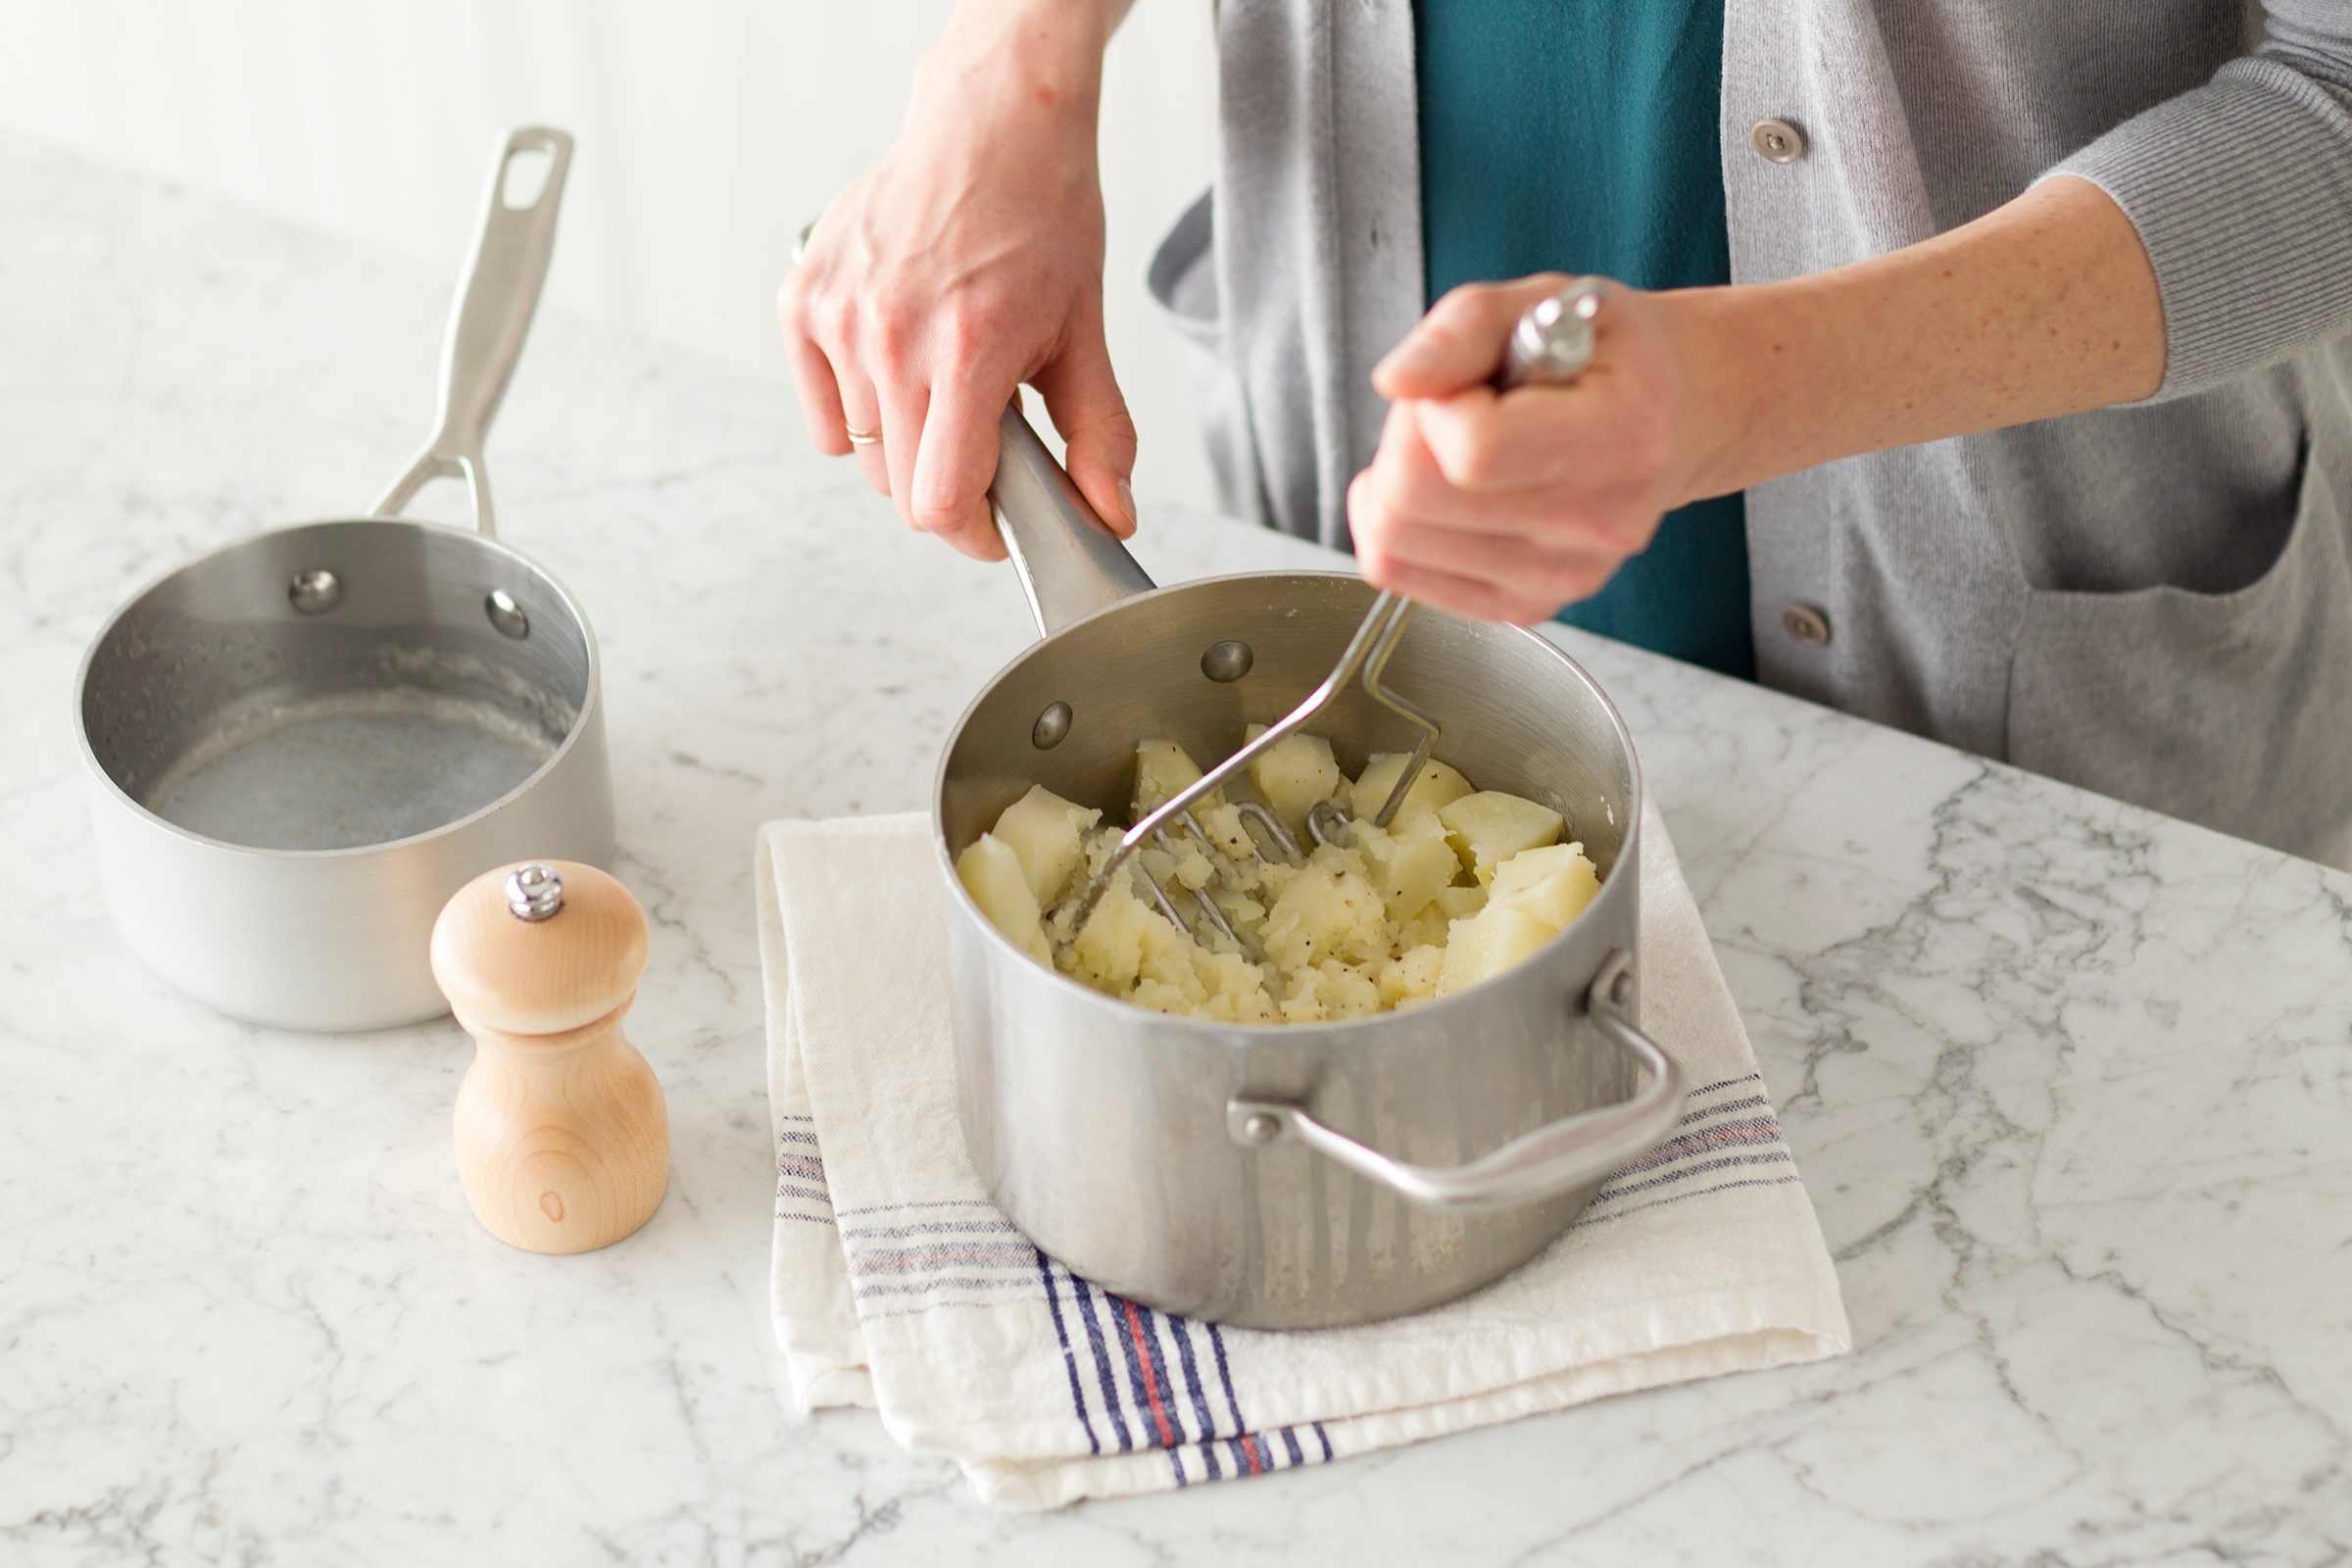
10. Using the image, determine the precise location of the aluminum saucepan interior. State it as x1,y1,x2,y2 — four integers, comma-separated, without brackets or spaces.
80,521,596,854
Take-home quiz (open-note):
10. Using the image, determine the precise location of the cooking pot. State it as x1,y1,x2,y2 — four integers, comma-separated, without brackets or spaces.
934,408,1684,1328
74,127,612,1032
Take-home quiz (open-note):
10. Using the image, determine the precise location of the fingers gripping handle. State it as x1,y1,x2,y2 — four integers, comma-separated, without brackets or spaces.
372,126,574,537
989,399,1156,637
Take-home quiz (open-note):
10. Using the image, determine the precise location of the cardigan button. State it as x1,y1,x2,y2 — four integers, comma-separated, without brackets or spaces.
1750,119,1807,164
1782,603,1833,646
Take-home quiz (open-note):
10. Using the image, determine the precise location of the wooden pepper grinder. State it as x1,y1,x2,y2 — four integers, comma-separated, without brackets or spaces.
430,859,669,1253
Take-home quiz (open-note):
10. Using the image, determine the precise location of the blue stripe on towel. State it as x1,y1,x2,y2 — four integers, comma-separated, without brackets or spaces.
1068,1274,1135,1452
1034,1250,1100,1457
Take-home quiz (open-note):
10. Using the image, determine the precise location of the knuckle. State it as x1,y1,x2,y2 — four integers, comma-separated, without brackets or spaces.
909,493,962,530
1442,425,1508,488
815,291,859,348
863,312,916,371
939,298,1011,363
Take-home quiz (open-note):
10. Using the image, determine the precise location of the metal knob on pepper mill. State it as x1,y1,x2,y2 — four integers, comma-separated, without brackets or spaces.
429,859,669,1253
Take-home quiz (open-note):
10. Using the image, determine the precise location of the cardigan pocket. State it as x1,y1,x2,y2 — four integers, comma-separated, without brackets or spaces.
1147,187,1267,523
2006,439,2352,865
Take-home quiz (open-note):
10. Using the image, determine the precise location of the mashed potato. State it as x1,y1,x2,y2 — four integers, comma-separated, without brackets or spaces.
955,736,1603,1023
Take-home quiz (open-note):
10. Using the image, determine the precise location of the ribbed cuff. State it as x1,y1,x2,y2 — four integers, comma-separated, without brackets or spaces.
2042,55,2352,402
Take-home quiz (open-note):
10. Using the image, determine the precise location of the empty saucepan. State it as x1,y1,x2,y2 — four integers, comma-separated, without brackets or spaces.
74,126,613,1031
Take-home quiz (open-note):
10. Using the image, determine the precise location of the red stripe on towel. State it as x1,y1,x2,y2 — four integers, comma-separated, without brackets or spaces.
1120,1299,1178,1447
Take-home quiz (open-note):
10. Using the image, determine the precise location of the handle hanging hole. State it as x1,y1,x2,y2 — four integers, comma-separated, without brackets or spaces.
500,147,553,210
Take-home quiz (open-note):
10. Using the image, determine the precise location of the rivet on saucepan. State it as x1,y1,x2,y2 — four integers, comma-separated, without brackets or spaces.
505,863,564,921
1240,1112,1281,1146
1200,640,1254,682
485,588,530,640
1032,701,1073,751
287,567,343,614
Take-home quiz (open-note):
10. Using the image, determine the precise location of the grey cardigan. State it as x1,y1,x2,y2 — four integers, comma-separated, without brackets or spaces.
1148,1,2352,866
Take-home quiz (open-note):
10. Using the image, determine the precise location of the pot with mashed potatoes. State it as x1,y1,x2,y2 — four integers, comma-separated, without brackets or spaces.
931,409,1682,1328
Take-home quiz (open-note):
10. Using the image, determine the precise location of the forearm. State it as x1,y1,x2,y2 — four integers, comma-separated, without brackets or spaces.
920,0,1131,124
1676,175,2165,503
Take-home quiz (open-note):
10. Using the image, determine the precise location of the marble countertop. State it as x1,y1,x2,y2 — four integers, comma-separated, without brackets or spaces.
3,131,2347,1566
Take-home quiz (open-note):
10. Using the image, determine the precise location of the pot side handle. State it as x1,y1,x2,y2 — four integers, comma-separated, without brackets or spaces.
373,126,575,540
988,399,1157,638
1226,950,1685,1213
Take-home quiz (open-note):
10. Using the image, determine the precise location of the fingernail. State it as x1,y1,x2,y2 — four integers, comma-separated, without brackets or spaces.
1116,477,1137,534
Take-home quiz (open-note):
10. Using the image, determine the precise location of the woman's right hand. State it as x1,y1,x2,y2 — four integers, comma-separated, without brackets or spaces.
778,2,1137,561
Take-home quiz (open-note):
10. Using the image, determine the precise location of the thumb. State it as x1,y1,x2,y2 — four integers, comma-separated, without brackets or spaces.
1373,273,1572,401
1029,308,1140,539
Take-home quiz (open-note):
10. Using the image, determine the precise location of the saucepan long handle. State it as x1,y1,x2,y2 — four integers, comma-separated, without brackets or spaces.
1227,950,1685,1213
373,126,574,539
790,218,1155,637
987,400,1157,637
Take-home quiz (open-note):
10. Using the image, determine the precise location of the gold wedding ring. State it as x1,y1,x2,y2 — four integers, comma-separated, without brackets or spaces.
845,424,882,446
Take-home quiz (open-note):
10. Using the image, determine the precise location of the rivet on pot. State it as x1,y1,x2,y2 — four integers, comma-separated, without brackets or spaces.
485,588,530,639
1032,701,1073,751
1200,640,1254,682
287,568,343,614
1240,1112,1281,1146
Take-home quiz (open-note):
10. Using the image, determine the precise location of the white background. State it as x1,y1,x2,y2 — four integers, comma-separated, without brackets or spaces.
0,0,1224,509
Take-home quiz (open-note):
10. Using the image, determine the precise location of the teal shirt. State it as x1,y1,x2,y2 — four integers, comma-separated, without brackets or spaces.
1414,0,1753,679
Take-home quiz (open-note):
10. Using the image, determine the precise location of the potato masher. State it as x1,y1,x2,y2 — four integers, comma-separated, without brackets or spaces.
1068,280,1605,944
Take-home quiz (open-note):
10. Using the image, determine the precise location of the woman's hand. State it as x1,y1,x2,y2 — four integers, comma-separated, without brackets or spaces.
1348,180,2167,624
777,3,1136,561
1348,273,1738,624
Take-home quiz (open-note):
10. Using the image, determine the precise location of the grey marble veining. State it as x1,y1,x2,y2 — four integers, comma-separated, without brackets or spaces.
1,131,2346,1565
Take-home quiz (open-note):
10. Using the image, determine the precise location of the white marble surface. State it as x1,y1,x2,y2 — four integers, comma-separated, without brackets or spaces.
2,132,2346,1565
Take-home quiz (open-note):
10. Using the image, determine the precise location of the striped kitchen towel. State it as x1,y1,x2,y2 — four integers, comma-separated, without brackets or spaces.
754,802,1849,1509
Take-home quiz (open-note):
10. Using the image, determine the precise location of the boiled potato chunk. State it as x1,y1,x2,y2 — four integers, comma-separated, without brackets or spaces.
1242,725,1343,840
1348,753,1475,822
1352,810,1461,924
1134,738,1213,816
1436,904,1556,997
1380,944,1446,1006
956,833,1053,963
991,785,1101,903
1279,959,1384,1022
1439,790,1565,884
1261,847,1390,970
1488,842,1602,931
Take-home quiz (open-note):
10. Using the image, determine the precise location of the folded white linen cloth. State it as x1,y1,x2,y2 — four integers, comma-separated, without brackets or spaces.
755,803,1849,1509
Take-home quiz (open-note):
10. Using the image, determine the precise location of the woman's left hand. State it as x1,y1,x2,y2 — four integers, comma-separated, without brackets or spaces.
1348,272,1734,624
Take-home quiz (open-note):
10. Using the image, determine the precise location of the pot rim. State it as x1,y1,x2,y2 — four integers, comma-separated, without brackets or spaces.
72,514,606,862
930,568,1646,1040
